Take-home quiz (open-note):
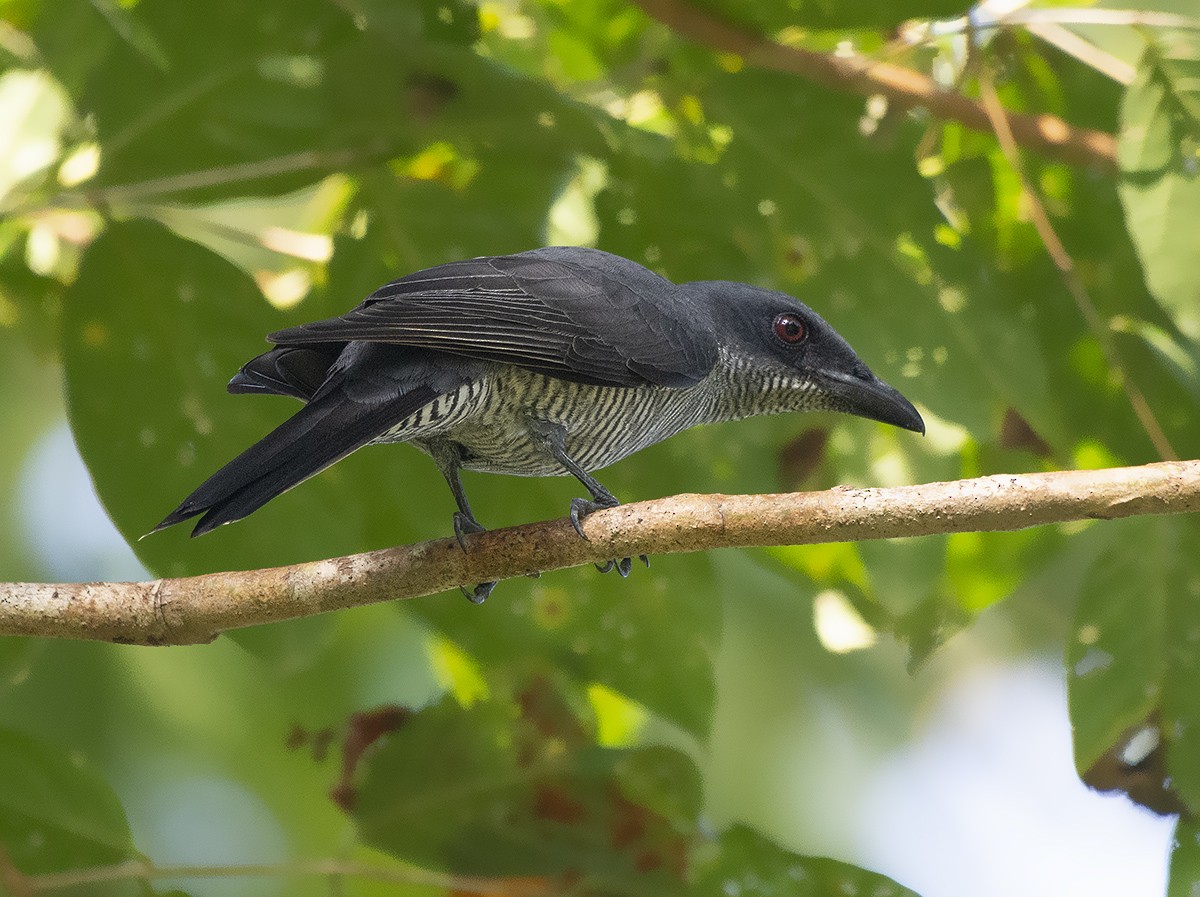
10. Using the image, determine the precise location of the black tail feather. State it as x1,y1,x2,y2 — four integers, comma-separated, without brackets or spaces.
227,344,345,401
151,384,437,537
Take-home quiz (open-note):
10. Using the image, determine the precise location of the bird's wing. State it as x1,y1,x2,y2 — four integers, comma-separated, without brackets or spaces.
267,250,717,388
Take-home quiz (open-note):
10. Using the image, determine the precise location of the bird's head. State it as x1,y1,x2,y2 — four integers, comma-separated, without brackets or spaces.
685,280,925,434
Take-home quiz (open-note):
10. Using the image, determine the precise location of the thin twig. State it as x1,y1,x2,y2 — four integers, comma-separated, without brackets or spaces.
976,70,1179,462
0,843,34,897
2,145,385,218
1,461,1198,645
634,0,1117,171
25,857,548,895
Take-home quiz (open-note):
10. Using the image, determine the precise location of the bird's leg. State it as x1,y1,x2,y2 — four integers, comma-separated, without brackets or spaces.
431,441,494,605
445,467,485,552
530,421,649,575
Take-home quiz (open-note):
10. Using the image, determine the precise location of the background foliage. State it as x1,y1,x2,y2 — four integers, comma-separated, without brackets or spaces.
0,0,1198,894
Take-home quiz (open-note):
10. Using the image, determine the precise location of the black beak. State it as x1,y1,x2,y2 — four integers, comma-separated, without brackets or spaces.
819,370,925,434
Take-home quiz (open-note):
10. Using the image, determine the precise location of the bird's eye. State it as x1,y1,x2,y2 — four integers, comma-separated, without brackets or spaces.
773,313,807,344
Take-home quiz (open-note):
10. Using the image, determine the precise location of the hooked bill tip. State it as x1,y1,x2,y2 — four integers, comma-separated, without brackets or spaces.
819,370,924,434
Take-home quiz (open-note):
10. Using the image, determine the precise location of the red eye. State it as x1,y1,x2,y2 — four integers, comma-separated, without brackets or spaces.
773,313,807,344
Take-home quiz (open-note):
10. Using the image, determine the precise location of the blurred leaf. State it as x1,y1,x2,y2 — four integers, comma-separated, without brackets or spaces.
1118,31,1200,343
353,687,918,896
1162,519,1200,815
354,688,701,889
1068,517,1200,815
72,0,355,198
1170,818,1200,897
0,727,138,888
1116,317,1200,405
229,613,339,677
1068,520,1168,774
413,556,720,739
690,824,918,897
0,229,67,356
22,1,117,99
0,637,41,697
0,68,71,207
598,65,1061,446
88,0,169,72
60,219,427,578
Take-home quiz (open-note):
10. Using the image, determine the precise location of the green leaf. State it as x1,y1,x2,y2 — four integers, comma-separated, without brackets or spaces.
1170,818,1200,897
353,689,917,896
0,727,136,882
1068,520,1167,774
1162,520,1200,814
691,825,918,897
1067,517,1200,815
413,558,720,739
60,219,421,578
598,65,1061,446
88,0,170,72
354,689,702,890
0,637,42,697
1118,31,1200,343
76,0,358,198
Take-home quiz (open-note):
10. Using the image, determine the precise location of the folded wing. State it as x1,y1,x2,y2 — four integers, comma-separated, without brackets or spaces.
267,248,717,389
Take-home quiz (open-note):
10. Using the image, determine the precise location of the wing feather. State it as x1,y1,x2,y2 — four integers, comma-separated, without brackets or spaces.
269,248,717,388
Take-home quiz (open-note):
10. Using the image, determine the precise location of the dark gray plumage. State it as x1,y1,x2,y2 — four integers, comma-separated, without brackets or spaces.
154,247,924,601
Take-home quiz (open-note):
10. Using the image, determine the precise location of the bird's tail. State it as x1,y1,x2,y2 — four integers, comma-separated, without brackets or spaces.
151,384,436,537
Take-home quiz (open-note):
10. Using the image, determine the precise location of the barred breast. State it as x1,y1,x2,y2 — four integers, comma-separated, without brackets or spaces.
371,349,825,478
367,363,714,476
448,368,717,476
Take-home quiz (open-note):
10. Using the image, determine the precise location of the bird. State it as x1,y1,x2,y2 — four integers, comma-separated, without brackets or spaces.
153,246,924,602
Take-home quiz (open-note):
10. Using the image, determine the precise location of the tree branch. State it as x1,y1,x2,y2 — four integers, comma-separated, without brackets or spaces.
1,461,1197,645
634,0,1117,171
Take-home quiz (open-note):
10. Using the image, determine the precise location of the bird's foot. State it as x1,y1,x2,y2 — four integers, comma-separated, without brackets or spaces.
569,495,619,540
571,496,649,577
453,511,486,551
452,512,494,604
461,581,496,605
595,555,651,577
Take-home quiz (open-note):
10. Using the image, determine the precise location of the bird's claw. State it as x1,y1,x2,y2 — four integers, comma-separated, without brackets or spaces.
572,495,644,578
461,581,496,604
594,556,638,577
569,495,619,540
569,498,594,540
452,512,493,602
452,511,486,552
